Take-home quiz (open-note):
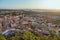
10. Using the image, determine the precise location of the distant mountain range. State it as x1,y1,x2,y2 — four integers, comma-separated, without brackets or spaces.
0,9,60,12
22,9,60,16
23,9,60,12
0,9,60,16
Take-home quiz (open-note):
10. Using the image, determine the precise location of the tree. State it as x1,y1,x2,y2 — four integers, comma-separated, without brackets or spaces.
48,30,58,40
0,35,6,40
22,31,35,40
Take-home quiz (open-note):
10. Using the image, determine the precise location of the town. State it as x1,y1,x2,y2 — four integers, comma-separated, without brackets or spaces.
0,10,60,40
0,10,60,35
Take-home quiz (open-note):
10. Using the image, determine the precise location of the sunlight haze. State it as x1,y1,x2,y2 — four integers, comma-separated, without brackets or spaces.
0,0,60,10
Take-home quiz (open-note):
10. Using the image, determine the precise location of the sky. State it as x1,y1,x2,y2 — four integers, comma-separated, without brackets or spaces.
0,0,60,9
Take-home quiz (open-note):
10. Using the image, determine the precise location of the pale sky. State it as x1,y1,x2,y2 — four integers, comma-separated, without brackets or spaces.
0,0,60,9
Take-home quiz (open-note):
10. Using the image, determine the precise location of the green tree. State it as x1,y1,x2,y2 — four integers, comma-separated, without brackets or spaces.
22,31,35,40
48,30,58,40
0,35,6,40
